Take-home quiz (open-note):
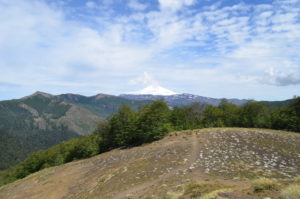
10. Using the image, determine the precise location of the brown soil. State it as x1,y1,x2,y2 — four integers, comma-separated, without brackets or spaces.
0,128,299,199
112,132,200,199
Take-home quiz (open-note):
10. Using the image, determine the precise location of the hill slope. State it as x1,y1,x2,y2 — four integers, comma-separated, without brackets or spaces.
0,92,102,169
58,93,150,118
0,128,299,199
0,130,34,170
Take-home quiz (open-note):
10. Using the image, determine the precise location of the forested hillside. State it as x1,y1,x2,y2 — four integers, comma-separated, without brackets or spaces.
0,130,33,170
0,92,101,170
59,93,150,118
0,92,149,170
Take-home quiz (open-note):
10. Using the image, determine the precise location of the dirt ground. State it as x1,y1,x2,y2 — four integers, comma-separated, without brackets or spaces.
0,128,299,199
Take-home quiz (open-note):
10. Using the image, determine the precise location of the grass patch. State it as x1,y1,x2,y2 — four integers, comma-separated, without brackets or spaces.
183,183,226,198
164,192,182,199
200,188,232,199
251,178,278,192
280,184,300,199
293,175,300,184
161,183,228,199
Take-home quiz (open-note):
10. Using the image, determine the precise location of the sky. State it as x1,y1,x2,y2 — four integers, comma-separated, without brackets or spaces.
0,0,299,100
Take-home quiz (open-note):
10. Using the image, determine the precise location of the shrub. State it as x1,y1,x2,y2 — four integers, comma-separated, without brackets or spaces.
280,184,300,199
252,178,278,192
13,132,100,179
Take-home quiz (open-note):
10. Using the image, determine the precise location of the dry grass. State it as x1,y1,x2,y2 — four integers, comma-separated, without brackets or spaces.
183,183,226,198
164,192,182,199
280,184,300,199
200,188,232,199
293,175,300,183
251,178,278,192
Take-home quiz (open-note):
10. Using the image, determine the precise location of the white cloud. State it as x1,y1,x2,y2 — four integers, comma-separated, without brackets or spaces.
0,0,153,90
158,0,196,11
128,0,148,11
260,67,300,86
129,72,159,86
86,1,97,8
0,0,299,100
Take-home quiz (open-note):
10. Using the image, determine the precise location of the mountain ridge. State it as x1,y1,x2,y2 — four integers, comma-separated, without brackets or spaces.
3,91,295,107
0,93,102,170
120,93,249,106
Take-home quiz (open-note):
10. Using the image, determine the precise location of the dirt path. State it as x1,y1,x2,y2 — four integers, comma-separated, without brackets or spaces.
111,133,200,199
190,132,200,164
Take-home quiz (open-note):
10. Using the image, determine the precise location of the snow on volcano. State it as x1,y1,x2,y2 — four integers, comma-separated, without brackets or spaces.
130,84,176,96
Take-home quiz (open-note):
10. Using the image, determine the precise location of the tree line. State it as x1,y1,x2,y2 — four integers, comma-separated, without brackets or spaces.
98,97,300,150
1,97,299,186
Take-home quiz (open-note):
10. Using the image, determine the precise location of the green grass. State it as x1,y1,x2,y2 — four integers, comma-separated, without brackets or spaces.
251,178,279,192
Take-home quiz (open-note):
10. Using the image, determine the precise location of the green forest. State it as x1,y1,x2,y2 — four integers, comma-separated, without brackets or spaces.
1,97,299,186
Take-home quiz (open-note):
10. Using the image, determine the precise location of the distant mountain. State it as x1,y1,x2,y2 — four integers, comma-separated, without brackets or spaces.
1,91,101,136
120,93,249,106
0,92,102,169
58,93,151,118
126,84,247,106
0,92,151,169
130,85,176,95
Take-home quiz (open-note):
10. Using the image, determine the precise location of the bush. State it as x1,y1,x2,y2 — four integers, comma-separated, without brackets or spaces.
14,132,100,179
280,184,300,199
252,178,278,192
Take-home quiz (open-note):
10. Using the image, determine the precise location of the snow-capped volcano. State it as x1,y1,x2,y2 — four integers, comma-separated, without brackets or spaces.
131,85,176,96
128,72,176,96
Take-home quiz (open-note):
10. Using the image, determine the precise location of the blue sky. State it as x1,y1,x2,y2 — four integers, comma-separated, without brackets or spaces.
0,0,299,100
